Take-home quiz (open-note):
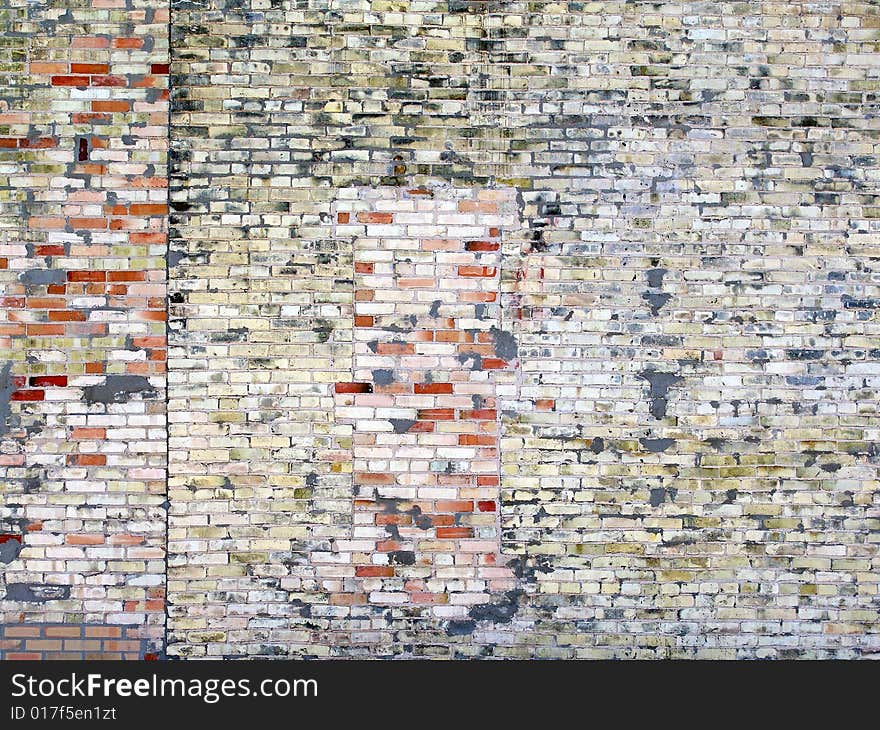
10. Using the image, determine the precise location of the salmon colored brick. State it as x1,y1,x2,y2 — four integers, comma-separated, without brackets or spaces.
71,63,110,74
356,211,393,224
414,383,453,394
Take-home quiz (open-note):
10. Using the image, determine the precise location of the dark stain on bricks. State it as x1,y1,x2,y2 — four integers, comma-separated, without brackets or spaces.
489,327,518,361
589,436,605,453
842,295,880,309
457,352,483,370
372,369,395,385
5,583,71,602
786,349,824,360
0,534,23,564
168,249,187,267
646,268,667,288
389,550,415,565
468,589,523,624
638,370,684,419
83,375,157,405
642,290,672,316
389,418,417,434
640,437,675,453
649,487,675,507
446,619,477,636
18,269,66,286
0,362,14,436
429,299,442,317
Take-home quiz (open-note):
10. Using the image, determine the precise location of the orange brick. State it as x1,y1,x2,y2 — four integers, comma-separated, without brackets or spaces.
129,203,166,215
357,212,393,224
48,310,86,322
71,428,106,439
51,75,90,86
44,627,82,638
458,266,497,277
71,63,110,74
355,566,395,577
92,100,130,112
67,454,106,466
112,38,143,48
65,534,105,545
435,500,473,513
415,383,453,394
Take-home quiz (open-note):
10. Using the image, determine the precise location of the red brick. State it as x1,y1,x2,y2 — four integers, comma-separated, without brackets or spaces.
11,390,44,401
27,297,66,308
3,626,40,637
417,408,455,420
65,534,105,545
460,409,496,420
436,527,473,539
71,428,106,439
71,63,110,74
90,75,128,87
30,62,68,73
72,37,110,48
70,218,107,229
49,310,87,322
355,566,395,577
414,382,453,394
459,434,495,446
51,75,90,86
29,375,67,387
112,38,143,48
108,271,146,282
376,343,414,355
435,500,473,513
92,100,130,112
18,137,57,149
465,241,500,252
458,266,497,277
376,514,412,526
34,245,66,256
68,271,106,282
334,382,373,394
129,203,166,215
355,472,395,485
67,454,106,466
357,212,393,224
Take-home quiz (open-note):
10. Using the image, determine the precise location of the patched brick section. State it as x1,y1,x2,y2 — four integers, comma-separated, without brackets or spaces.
0,623,151,661
330,187,518,616
165,1,880,659
0,1,168,658
166,234,354,657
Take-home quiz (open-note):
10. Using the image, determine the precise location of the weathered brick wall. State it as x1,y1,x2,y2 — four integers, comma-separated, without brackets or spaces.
3,0,880,659
0,0,168,659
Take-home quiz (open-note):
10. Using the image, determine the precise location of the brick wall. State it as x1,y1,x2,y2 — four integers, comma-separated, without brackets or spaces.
2,0,880,659
0,0,168,659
